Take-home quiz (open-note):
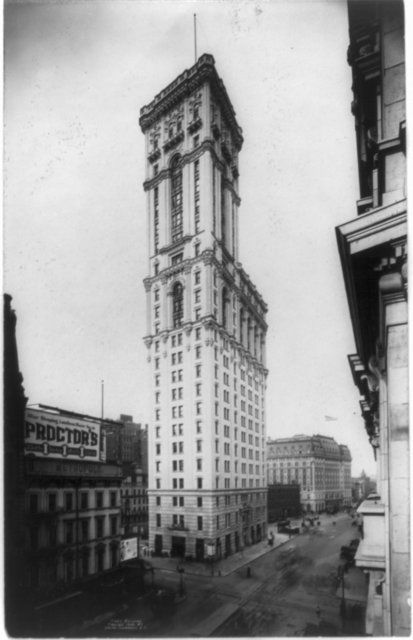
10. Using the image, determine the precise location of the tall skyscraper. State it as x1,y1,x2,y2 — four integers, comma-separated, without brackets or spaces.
140,54,268,560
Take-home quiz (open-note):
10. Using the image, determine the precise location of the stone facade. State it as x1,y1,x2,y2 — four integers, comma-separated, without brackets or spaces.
267,435,352,513
140,54,268,560
336,1,408,634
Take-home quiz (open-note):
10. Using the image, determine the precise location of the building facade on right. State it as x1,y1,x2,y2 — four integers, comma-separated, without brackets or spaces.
336,0,408,635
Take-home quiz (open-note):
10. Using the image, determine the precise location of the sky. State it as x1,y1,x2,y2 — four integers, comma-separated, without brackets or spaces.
4,0,379,476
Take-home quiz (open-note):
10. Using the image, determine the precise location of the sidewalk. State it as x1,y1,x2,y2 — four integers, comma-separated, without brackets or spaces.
149,531,289,577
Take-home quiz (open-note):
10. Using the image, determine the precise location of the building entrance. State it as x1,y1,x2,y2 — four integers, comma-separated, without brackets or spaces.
171,536,186,558
154,534,163,555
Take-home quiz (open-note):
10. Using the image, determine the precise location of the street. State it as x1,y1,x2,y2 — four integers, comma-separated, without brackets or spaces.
85,513,366,637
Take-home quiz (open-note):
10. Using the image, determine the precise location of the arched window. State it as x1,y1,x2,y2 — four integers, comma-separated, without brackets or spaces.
170,156,183,243
222,287,229,329
172,282,184,328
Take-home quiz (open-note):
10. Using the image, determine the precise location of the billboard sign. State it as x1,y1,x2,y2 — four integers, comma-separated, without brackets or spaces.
25,408,102,462
120,537,138,562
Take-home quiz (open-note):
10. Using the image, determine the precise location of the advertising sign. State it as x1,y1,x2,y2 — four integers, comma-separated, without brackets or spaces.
25,408,101,462
120,537,138,562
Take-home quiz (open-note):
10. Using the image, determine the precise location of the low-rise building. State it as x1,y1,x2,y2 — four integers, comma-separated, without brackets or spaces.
23,406,123,599
267,435,352,512
267,483,301,523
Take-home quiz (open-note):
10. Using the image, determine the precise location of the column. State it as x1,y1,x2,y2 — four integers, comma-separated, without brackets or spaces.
183,162,191,237
184,266,192,323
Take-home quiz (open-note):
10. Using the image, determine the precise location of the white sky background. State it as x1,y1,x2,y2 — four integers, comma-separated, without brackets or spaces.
4,0,378,476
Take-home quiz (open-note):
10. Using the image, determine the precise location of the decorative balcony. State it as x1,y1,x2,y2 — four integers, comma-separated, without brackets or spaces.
163,131,184,153
148,148,161,164
187,117,202,135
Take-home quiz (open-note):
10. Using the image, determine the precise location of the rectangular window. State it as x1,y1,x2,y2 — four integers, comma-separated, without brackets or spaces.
110,515,118,536
197,478,203,489
80,492,88,510
197,516,203,531
29,494,38,513
156,496,161,506
194,271,201,285
65,520,74,544
65,493,73,511
171,252,183,265
197,496,203,508
48,493,57,512
156,514,161,527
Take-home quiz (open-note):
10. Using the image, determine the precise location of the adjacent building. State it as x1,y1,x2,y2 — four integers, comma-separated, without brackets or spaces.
23,406,123,597
351,471,377,503
336,0,408,634
140,53,268,560
267,435,352,513
4,294,28,635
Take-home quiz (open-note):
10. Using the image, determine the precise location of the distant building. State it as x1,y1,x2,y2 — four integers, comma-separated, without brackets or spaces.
267,435,352,512
336,0,408,635
121,463,149,538
351,471,376,503
104,415,148,471
103,416,149,540
267,484,301,523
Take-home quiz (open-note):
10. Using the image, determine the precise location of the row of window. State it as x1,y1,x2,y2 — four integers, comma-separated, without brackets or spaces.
29,515,119,550
28,490,118,513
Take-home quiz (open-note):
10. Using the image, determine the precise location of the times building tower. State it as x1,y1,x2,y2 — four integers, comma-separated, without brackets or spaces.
140,54,268,560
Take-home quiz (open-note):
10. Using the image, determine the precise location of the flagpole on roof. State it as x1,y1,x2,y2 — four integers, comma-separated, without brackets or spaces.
101,379,104,420
194,13,197,63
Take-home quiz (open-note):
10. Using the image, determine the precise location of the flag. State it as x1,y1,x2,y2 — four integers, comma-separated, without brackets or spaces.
324,415,338,422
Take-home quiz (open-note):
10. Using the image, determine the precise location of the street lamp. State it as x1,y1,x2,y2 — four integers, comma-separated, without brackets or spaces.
338,565,346,628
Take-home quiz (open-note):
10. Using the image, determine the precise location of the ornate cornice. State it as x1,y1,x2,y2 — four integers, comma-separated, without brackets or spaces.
139,53,243,151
